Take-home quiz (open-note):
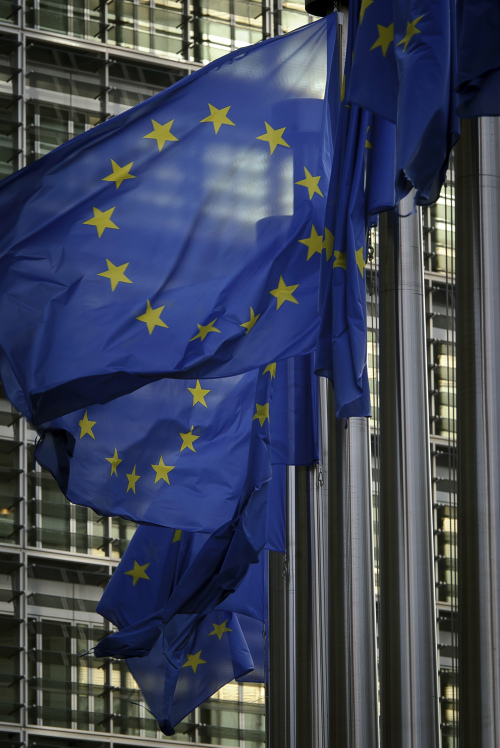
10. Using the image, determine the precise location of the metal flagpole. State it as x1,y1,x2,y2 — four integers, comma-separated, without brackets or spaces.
378,196,439,748
455,116,500,747
268,6,378,747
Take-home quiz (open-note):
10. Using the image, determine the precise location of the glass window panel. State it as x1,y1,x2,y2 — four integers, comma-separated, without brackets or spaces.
280,6,309,34
0,1,17,23
38,0,69,34
234,26,262,47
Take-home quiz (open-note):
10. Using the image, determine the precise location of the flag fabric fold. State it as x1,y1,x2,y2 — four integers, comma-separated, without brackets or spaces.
0,15,347,425
35,369,268,533
34,355,315,533
95,522,269,733
93,364,272,661
347,0,459,206
315,0,371,419
456,0,500,117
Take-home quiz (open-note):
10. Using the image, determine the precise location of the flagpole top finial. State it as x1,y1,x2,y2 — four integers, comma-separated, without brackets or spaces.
304,0,343,17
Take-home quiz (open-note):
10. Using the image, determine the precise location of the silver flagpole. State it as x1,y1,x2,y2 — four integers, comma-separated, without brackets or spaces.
455,116,500,746
267,462,328,748
378,196,439,748
268,6,378,746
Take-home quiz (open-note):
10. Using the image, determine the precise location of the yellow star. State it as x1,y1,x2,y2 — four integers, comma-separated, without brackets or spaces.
366,125,372,149
359,0,374,23
370,23,394,57
190,319,221,342
182,650,206,674
240,307,260,334
299,225,323,260
253,402,270,427
270,276,299,309
124,560,150,586
152,456,174,484
83,207,119,238
256,122,290,154
263,362,276,379
356,247,366,278
79,411,96,440
208,619,232,640
397,15,424,52
143,119,179,151
126,465,141,494
188,380,211,407
172,529,183,543
105,447,122,476
200,103,235,134
102,159,136,189
136,300,168,335
323,228,334,261
180,425,199,452
295,167,323,200
333,249,347,270
98,259,133,291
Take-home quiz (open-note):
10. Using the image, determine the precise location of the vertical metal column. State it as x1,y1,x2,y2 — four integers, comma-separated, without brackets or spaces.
267,549,289,748
267,463,325,748
267,378,378,748
378,195,439,748
327,385,379,748
455,116,500,747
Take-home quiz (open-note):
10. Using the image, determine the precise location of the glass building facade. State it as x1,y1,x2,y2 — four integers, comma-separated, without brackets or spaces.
0,4,458,748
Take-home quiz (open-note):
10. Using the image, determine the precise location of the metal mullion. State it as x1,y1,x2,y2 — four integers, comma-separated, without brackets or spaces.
69,620,79,730
133,0,139,50
229,0,235,50
35,618,43,726
17,414,28,732
67,0,74,36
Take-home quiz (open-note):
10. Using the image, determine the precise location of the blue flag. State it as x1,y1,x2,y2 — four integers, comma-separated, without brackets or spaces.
456,0,500,117
0,15,344,427
127,611,259,733
96,523,268,734
315,1,371,419
93,363,272,660
347,0,459,206
34,355,313,533
271,355,319,466
35,369,272,533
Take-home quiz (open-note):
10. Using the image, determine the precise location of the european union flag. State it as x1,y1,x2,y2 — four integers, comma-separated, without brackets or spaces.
456,0,500,117
316,0,371,418
35,368,273,533
271,354,319,466
347,0,459,205
95,524,268,734
93,364,272,661
34,355,313,533
0,15,342,426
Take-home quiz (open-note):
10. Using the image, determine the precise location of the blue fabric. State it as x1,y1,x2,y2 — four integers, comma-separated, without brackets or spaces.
0,15,349,425
347,0,459,206
36,370,268,533
316,1,371,419
127,612,255,734
365,115,397,220
456,0,500,117
34,354,313,533
271,355,319,466
96,523,268,733
93,366,272,659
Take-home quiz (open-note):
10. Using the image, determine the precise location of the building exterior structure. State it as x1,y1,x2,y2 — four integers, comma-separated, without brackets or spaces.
0,4,458,748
